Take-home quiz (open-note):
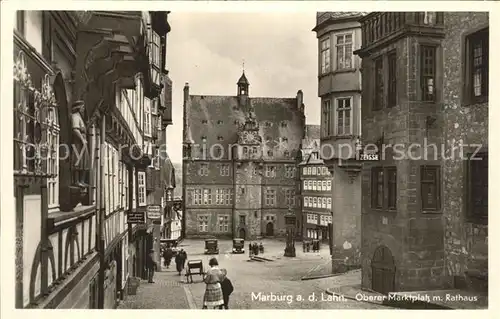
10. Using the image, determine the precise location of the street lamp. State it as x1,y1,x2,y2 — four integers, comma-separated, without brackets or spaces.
284,208,296,257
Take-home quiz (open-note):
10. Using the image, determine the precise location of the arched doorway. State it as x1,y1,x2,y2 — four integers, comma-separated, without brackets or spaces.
238,228,246,239
266,222,274,236
371,245,396,294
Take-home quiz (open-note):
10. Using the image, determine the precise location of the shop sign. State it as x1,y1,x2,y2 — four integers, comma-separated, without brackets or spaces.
127,211,145,224
147,205,162,220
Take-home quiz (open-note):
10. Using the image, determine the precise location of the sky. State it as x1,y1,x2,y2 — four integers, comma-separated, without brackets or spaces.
165,12,320,164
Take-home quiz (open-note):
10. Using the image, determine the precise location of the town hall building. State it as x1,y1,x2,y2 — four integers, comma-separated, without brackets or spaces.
182,72,306,239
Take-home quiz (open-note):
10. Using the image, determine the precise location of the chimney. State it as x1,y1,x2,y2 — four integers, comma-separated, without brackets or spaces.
296,90,303,110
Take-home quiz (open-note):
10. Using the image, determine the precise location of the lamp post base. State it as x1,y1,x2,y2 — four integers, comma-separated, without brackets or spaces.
284,246,296,257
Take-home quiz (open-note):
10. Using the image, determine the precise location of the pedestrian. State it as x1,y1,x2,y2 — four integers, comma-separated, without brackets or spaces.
163,245,173,269
175,249,187,275
181,249,188,269
202,258,224,309
218,268,234,309
249,243,253,257
146,248,156,283
259,242,264,253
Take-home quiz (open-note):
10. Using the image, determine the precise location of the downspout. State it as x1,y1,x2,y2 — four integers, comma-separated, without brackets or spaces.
232,148,236,239
98,113,106,309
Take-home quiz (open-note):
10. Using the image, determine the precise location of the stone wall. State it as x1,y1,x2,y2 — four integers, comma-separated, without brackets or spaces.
331,165,361,265
441,12,489,286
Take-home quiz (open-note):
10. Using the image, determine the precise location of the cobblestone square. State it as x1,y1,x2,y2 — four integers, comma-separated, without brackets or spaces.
118,239,387,309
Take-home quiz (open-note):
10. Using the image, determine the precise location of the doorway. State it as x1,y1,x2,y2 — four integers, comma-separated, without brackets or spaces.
266,222,274,236
371,245,396,294
238,228,246,239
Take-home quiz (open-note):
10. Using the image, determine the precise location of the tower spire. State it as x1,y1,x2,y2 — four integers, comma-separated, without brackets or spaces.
242,59,245,73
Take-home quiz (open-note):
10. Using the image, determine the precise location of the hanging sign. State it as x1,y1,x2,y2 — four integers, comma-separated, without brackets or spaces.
147,205,162,220
127,211,145,224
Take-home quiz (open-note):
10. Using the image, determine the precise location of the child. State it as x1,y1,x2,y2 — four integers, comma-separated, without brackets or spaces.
219,268,234,309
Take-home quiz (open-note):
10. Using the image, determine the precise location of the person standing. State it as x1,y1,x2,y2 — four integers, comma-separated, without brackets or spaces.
175,249,186,275
202,258,224,309
163,245,173,269
219,268,234,309
146,249,156,283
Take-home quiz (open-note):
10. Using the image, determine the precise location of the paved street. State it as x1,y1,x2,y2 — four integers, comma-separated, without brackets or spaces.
119,239,388,309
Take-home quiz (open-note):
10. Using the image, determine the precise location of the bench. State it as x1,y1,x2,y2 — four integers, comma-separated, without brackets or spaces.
185,260,204,283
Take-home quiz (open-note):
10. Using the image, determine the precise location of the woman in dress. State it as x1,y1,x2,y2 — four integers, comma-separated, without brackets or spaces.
202,258,224,309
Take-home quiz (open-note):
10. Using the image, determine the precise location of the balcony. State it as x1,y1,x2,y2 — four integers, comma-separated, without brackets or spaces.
358,12,445,55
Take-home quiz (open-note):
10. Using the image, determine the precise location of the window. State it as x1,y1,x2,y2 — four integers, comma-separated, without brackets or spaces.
220,164,230,176
281,122,288,128
467,28,489,103
239,215,246,225
224,189,232,205
336,33,353,70
421,166,440,211
265,189,276,206
387,167,397,210
285,166,295,178
284,151,290,158
193,189,202,205
388,51,397,107
217,120,224,125
265,122,272,127
336,97,352,136
327,180,332,191
198,215,209,232
420,46,436,102
216,189,223,205
321,37,331,74
218,215,229,232
322,181,327,191
144,98,152,136
265,165,276,178
217,136,224,141
16,11,43,54
282,137,288,143
327,198,332,209
374,57,384,110
312,167,317,175
267,150,273,157
371,168,384,209
138,171,146,206
199,163,209,176
150,31,161,67
467,152,488,221
202,119,208,124
313,197,317,208
303,180,307,190
322,99,332,137
203,189,212,205
285,189,295,206
304,197,310,207
312,181,317,191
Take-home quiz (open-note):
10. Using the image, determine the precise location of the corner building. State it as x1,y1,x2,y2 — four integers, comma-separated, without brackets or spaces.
313,12,363,262
355,12,488,294
183,73,305,239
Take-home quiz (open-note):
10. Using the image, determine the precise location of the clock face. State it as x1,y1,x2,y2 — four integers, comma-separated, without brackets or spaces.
243,131,255,143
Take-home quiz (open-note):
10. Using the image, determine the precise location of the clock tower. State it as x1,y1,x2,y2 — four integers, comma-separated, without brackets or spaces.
233,75,263,240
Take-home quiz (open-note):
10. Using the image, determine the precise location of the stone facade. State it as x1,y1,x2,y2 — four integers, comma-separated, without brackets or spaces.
183,74,305,239
356,12,488,293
